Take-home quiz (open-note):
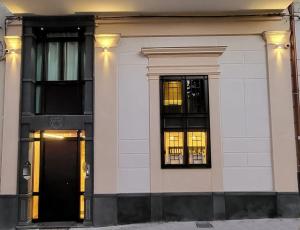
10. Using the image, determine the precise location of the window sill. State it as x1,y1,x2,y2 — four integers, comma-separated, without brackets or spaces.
161,164,211,169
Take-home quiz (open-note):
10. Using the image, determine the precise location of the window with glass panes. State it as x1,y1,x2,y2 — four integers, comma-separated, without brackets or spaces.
35,32,83,114
160,76,211,168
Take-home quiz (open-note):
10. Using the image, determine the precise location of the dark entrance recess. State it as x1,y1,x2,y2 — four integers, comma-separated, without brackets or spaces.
39,140,79,222
19,16,94,226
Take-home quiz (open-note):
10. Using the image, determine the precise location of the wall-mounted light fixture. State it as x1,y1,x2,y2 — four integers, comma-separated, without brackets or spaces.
95,34,120,51
263,31,290,49
4,36,22,54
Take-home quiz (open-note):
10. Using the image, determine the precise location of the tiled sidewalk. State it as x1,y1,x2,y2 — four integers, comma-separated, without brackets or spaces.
72,218,300,230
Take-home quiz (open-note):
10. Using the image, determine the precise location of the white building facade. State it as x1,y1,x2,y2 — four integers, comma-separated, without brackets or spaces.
0,0,299,229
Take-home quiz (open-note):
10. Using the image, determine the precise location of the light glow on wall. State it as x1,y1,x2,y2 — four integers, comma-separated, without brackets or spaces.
95,34,120,50
263,31,290,49
4,36,22,54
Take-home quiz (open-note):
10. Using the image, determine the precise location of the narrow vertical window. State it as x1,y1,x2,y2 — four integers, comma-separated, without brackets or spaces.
79,130,86,220
36,43,43,82
32,131,41,220
164,131,184,165
35,36,82,115
188,131,207,164
163,81,183,113
64,42,79,81
35,86,41,114
47,42,60,81
186,79,208,113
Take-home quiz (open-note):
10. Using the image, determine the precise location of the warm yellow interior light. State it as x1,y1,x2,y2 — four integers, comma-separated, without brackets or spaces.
80,130,86,220
33,140,40,193
163,81,183,106
95,34,120,49
43,133,64,139
80,195,85,219
32,196,39,220
42,130,78,139
4,36,22,52
33,132,40,138
32,131,40,220
80,138,86,193
188,131,207,164
164,131,184,164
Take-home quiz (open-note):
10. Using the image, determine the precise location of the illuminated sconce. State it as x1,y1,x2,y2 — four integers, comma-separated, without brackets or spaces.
263,31,290,49
4,36,22,54
95,34,120,51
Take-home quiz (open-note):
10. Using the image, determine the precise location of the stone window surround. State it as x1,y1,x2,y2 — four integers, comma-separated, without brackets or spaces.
142,46,225,193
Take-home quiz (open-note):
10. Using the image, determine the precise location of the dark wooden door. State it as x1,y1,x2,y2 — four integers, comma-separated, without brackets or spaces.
39,140,79,222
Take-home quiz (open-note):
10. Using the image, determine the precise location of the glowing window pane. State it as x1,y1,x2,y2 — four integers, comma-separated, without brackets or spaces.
188,131,207,164
32,196,39,219
80,139,86,192
164,131,184,165
33,141,40,193
163,81,182,106
80,130,86,220
80,195,85,219
33,131,40,138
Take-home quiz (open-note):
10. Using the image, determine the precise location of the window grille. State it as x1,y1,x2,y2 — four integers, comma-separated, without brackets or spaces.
160,76,211,168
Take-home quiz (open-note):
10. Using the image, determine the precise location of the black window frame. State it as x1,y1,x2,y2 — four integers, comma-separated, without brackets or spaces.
35,31,84,115
160,75,211,169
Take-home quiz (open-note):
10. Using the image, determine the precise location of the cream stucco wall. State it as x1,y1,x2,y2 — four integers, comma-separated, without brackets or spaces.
0,4,12,194
94,35,275,193
264,31,298,192
0,50,21,194
94,47,118,194
93,16,299,194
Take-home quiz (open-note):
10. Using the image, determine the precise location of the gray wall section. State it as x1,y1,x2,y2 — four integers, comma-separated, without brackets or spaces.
162,193,213,221
225,192,277,219
0,195,18,230
0,192,300,228
93,195,117,226
93,192,300,227
277,193,300,218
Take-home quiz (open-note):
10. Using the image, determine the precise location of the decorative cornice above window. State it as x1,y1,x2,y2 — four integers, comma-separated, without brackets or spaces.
141,46,226,77
141,46,226,56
